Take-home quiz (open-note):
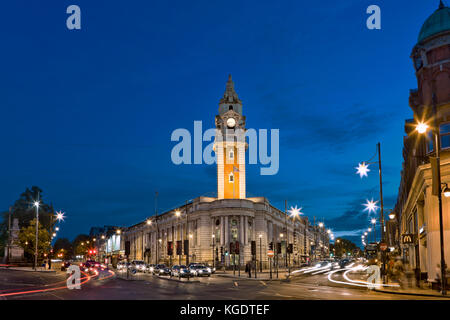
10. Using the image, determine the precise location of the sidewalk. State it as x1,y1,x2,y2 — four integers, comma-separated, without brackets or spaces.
0,266,56,273
374,282,450,298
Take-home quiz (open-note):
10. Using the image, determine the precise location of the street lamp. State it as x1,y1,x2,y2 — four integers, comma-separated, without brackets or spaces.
416,113,447,295
259,234,263,273
212,234,215,269
443,184,450,198
33,196,40,271
116,229,121,235
318,222,324,228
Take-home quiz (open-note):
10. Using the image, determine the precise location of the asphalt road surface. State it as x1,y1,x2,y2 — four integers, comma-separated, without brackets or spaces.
0,268,440,300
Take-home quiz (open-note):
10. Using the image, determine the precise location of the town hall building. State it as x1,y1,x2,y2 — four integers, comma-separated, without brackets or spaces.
122,76,329,268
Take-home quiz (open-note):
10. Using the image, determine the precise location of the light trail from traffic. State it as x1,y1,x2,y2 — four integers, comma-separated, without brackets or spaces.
327,265,400,289
0,270,115,298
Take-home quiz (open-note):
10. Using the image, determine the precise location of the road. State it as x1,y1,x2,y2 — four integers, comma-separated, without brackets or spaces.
0,268,440,300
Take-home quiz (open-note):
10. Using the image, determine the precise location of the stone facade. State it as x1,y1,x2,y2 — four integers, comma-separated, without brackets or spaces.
395,2,450,282
123,197,329,267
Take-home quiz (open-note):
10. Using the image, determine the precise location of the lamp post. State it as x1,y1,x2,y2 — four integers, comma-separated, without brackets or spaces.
33,193,40,271
185,200,190,266
259,234,263,273
212,234,215,269
415,90,447,294
284,200,288,270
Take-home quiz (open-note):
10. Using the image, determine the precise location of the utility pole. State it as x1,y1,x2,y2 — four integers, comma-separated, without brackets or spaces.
185,200,189,266
377,142,387,283
7,207,11,264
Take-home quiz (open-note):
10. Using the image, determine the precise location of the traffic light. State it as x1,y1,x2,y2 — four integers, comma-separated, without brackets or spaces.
269,242,273,250
167,241,173,256
230,242,235,254
276,242,281,253
184,240,189,255
287,244,293,254
220,247,224,256
176,240,182,255
251,241,256,255
235,241,240,254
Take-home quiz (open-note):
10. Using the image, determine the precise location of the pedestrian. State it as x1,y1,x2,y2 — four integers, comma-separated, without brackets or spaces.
245,262,251,278
435,263,441,292
387,257,395,283
48,258,52,270
393,257,405,288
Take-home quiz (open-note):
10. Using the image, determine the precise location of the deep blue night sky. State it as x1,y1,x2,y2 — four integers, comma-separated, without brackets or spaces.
0,1,442,245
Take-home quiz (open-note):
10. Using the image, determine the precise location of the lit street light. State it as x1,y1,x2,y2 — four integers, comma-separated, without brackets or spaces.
33,195,40,271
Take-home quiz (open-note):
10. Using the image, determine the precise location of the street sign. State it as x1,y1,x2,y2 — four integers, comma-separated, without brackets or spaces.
380,243,387,251
267,250,274,258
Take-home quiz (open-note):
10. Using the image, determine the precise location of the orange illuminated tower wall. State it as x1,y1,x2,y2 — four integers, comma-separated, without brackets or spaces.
214,75,246,199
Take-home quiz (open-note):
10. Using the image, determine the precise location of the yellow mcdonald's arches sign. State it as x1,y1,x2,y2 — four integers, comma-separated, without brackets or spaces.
402,234,414,244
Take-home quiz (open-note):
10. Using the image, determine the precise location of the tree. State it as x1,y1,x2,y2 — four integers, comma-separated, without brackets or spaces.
0,186,56,252
330,238,359,258
72,234,90,256
18,219,51,262
53,238,74,259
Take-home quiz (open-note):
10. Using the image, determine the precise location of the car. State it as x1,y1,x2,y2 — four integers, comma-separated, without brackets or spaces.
339,259,351,268
131,260,147,272
189,265,211,277
204,264,216,274
154,264,171,276
116,261,130,271
171,265,192,277
146,264,156,273
60,261,71,271
79,260,100,275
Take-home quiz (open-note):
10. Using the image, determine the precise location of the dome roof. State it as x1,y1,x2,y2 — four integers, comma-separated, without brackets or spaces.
418,1,450,43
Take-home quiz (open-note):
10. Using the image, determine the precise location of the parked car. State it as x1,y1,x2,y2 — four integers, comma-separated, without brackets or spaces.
171,265,192,277
154,264,171,276
189,265,211,277
204,264,216,274
131,260,147,272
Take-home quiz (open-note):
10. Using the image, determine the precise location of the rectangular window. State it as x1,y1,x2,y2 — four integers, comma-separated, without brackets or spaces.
229,174,234,183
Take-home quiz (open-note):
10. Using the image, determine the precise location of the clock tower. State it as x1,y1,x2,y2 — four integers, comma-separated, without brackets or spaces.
214,75,247,199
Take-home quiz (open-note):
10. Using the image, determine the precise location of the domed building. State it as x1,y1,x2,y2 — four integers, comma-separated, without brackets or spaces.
121,76,330,270
395,1,450,285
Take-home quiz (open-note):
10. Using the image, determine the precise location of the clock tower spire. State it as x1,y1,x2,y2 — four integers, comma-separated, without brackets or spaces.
214,75,247,199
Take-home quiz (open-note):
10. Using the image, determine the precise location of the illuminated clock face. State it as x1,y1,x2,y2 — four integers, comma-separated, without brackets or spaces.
226,118,236,128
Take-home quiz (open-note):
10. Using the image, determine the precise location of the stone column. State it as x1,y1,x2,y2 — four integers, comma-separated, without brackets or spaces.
244,216,248,245
220,216,224,246
224,216,229,245
240,216,244,244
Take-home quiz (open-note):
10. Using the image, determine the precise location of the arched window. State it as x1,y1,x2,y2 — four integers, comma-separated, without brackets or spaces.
229,173,234,183
229,105,233,111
